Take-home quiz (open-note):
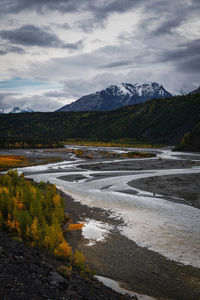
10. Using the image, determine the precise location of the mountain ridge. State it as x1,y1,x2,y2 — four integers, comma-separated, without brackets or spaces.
0,92,199,148
0,105,34,114
57,82,172,112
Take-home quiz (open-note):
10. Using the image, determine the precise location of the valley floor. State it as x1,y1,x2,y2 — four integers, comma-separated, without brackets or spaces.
1,146,200,300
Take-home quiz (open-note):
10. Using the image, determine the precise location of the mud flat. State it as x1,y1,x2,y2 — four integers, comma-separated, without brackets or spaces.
60,190,200,300
129,173,200,208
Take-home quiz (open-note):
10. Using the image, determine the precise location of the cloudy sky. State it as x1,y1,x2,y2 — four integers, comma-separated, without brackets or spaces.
0,0,199,111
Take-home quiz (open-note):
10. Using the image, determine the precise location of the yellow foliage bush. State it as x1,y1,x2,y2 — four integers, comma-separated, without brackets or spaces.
74,249,85,267
0,170,88,269
73,149,84,157
73,249,92,276
54,240,72,258
0,171,72,258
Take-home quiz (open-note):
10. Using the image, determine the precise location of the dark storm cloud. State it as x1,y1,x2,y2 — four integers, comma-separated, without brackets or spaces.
161,39,200,73
0,25,83,51
0,25,62,47
0,45,25,55
179,56,200,73
90,0,140,19
62,40,84,50
136,1,199,39
100,59,133,68
153,19,183,36
0,0,141,21
0,0,81,15
162,39,200,62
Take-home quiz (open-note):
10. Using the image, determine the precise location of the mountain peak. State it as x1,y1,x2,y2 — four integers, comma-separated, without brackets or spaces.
190,86,200,94
56,81,172,112
0,105,34,114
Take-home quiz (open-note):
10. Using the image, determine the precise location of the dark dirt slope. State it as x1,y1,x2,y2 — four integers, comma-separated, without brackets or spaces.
0,231,133,300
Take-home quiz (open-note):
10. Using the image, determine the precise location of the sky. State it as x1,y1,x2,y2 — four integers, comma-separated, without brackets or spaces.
0,0,199,111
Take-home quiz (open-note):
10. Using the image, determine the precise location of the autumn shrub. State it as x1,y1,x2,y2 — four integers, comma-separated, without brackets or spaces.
73,149,84,157
0,170,83,261
66,223,84,231
57,264,72,279
122,151,156,158
74,249,93,277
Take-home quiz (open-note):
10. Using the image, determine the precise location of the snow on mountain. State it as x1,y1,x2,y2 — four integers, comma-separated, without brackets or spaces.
190,86,200,94
0,106,34,114
57,82,172,112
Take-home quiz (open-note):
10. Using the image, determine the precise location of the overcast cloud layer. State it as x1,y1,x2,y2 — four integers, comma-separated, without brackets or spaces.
0,0,199,111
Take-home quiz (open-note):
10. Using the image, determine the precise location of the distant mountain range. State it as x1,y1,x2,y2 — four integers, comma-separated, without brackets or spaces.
0,92,199,149
0,106,34,114
57,82,172,112
191,87,200,94
0,83,199,114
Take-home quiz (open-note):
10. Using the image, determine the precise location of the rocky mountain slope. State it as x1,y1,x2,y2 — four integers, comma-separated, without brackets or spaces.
57,82,172,112
191,86,200,94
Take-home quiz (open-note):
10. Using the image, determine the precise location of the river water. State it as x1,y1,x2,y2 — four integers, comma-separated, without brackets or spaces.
17,147,200,269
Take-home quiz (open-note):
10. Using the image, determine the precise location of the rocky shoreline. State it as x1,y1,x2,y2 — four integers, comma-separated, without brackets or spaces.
0,230,134,300
59,190,200,300
1,148,200,299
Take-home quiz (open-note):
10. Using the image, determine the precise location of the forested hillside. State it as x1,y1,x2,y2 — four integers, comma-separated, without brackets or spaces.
0,93,199,148
175,123,200,152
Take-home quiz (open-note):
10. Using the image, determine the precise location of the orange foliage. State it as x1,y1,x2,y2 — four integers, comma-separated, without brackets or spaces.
0,187,9,194
73,149,84,157
12,196,25,210
17,202,25,210
5,213,17,232
54,240,72,258
53,194,61,206
30,217,39,241
66,223,84,231
0,155,27,166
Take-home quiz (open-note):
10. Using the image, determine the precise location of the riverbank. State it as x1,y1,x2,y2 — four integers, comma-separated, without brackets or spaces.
2,147,200,299
0,230,134,300
129,173,200,209
59,190,200,300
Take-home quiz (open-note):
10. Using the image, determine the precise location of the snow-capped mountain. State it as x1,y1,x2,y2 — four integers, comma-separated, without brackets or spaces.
57,82,172,112
190,86,200,94
0,106,34,114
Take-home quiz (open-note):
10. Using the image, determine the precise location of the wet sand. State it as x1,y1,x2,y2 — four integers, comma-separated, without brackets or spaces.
78,158,200,171
129,173,200,208
60,190,200,300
